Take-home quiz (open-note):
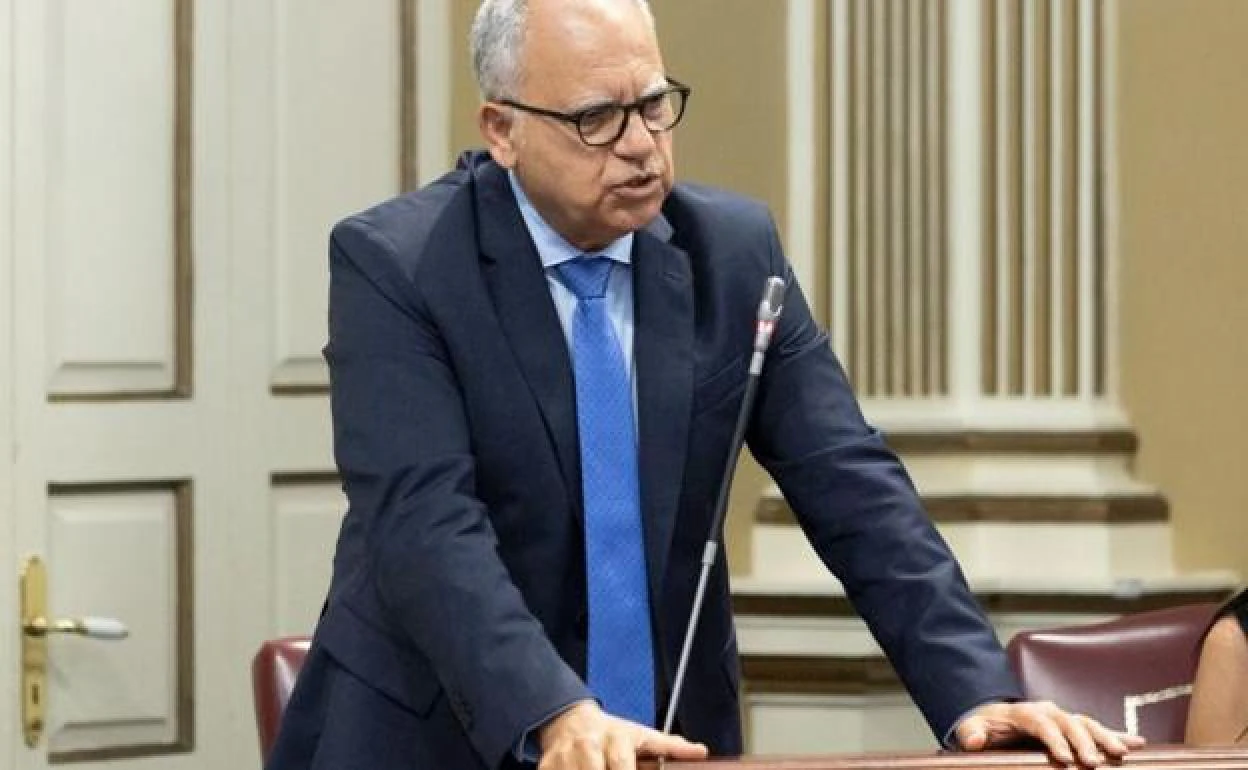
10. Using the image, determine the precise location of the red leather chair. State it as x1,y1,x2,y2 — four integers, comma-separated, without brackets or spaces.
1006,603,1220,742
252,636,312,759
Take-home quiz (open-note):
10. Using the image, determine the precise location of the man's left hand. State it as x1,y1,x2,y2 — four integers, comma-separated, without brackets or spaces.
955,701,1146,767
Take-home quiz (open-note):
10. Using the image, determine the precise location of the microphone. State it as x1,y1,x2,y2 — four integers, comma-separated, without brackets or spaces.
661,275,786,734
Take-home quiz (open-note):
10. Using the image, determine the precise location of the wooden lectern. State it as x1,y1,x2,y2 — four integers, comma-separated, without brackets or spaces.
642,746,1248,769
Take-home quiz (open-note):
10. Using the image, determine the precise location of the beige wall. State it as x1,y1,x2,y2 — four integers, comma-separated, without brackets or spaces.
447,2,792,572
1117,0,1248,579
450,1,479,156
649,1,789,233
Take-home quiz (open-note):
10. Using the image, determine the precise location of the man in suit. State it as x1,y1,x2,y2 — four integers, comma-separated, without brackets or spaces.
267,0,1144,768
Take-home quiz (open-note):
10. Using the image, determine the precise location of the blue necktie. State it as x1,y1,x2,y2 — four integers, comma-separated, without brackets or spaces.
556,256,655,726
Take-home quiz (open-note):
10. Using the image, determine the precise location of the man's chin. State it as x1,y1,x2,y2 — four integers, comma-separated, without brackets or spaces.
611,199,665,234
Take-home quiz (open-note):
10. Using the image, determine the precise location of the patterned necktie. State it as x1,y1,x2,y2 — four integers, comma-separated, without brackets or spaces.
556,256,655,726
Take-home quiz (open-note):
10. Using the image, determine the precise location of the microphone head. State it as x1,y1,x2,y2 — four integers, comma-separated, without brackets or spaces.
757,276,786,322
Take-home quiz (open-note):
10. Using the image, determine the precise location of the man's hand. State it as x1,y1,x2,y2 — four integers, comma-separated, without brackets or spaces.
537,700,708,770
956,701,1147,767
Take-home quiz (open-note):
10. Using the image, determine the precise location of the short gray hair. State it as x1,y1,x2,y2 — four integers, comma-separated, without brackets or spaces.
470,0,655,100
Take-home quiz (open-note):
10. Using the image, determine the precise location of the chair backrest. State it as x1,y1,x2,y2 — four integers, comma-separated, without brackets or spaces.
1006,603,1220,742
252,636,312,759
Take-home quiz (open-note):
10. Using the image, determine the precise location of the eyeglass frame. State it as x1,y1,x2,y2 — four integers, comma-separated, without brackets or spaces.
496,76,692,148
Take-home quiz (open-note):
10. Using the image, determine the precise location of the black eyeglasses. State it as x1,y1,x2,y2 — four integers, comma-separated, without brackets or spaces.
498,77,691,148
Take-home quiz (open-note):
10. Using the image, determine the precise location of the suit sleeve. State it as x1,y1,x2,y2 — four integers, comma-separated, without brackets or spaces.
324,218,591,767
744,217,1023,740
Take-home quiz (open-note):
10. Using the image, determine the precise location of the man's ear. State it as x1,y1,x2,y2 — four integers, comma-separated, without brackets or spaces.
479,103,517,168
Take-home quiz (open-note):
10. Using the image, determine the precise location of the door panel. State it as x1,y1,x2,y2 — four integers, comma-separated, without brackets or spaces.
43,483,191,759
43,0,185,399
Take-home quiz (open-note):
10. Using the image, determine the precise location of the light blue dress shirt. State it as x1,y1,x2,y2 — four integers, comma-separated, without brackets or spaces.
507,172,635,388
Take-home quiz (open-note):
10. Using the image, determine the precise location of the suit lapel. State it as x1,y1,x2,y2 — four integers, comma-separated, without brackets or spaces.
472,153,696,591
473,160,583,513
632,217,694,602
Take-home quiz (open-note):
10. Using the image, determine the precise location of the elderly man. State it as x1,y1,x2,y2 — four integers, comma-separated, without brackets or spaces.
266,0,1144,768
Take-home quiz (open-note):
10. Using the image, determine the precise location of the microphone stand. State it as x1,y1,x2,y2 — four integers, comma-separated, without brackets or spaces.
661,276,787,735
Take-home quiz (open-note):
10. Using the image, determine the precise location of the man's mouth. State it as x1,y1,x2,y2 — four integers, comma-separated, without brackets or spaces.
613,173,661,194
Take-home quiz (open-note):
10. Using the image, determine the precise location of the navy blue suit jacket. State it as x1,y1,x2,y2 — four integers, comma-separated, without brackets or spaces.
266,152,1022,769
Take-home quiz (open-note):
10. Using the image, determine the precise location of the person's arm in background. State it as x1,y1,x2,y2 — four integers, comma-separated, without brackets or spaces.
1187,592,1248,745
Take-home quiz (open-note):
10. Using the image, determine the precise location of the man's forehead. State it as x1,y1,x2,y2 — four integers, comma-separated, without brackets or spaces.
525,0,657,55
518,0,663,94
529,0,649,26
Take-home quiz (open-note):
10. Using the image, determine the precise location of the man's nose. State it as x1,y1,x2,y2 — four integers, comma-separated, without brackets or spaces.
613,109,657,158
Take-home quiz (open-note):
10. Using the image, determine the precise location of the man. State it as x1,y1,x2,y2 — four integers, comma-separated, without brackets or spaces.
267,1,1144,768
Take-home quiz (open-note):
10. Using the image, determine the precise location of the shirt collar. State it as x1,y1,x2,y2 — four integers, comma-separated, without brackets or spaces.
508,170,633,269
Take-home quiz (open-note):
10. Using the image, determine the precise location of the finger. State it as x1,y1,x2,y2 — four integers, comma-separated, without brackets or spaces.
1031,715,1077,767
1112,726,1147,749
603,730,636,770
634,728,709,760
1083,716,1146,755
578,740,609,770
1078,716,1129,757
1056,712,1106,768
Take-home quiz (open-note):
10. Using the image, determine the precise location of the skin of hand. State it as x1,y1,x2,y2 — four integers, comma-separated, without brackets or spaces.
537,700,708,770
956,700,1147,767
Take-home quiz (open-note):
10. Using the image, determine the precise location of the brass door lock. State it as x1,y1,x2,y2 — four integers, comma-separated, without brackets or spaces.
20,556,129,747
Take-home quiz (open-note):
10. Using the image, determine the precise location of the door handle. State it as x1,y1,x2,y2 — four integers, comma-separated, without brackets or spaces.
19,555,129,748
23,616,129,640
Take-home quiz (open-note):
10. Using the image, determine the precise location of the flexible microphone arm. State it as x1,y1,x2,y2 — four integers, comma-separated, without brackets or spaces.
661,275,786,734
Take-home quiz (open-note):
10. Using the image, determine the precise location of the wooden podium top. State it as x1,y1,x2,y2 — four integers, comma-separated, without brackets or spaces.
641,746,1248,769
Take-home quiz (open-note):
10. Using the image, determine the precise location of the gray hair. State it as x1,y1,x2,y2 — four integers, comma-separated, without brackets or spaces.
470,0,655,100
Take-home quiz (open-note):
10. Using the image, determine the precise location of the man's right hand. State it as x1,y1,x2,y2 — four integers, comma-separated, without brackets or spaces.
537,700,708,770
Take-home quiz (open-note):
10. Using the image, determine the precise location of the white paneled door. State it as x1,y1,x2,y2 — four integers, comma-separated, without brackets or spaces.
1,0,418,767
5,0,238,766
